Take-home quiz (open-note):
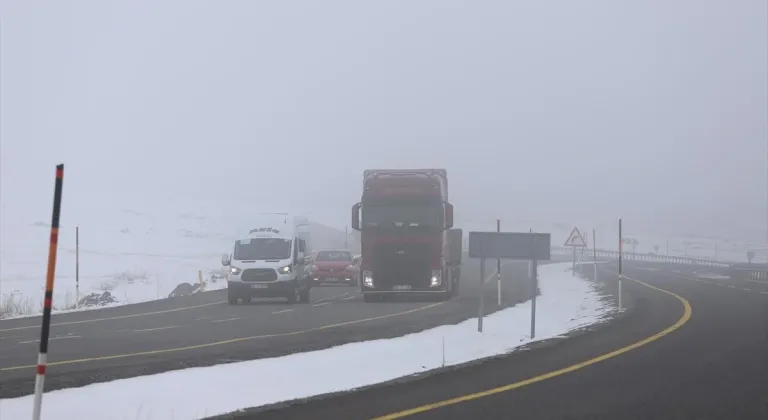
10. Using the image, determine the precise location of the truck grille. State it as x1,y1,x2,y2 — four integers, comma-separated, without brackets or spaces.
372,243,431,289
241,268,277,282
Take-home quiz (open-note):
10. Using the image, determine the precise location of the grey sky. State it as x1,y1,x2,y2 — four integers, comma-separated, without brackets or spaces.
1,1,766,239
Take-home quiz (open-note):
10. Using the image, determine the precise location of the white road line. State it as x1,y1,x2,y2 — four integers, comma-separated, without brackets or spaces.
271,309,295,315
133,326,178,332
212,317,240,323
677,275,768,296
19,335,81,344
342,295,358,301
312,292,349,303
0,335,23,340
194,316,213,321
312,302,332,307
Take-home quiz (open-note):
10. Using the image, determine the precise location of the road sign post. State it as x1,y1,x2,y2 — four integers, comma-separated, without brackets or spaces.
530,232,538,339
496,219,501,306
478,258,485,332
592,228,597,281
618,218,623,311
75,225,80,309
469,231,551,334
33,164,64,420
564,226,587,274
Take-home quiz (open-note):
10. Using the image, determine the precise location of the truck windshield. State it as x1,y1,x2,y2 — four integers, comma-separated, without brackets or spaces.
316,251,352,261
234,238,292,260
361,204,444,229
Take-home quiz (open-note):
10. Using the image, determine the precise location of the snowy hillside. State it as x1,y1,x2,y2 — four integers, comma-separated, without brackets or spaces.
0,200,351,318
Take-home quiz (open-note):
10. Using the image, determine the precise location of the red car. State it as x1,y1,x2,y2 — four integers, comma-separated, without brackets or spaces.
310,250,358,286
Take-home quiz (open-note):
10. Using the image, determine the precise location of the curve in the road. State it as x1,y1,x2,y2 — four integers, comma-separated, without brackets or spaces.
369,271,692,420
0,298,450,372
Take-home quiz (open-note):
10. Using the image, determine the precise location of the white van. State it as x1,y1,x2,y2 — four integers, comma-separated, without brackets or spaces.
222,214,312,304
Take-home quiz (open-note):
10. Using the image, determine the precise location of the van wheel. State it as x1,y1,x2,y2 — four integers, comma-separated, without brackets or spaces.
228,289,239,305
287,286,300,304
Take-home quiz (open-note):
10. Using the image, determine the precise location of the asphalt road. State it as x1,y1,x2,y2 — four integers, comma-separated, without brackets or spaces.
226,261,768,420
0,257,541,398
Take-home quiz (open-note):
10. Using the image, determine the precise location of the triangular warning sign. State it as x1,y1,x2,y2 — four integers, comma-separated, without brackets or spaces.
564,227,587,247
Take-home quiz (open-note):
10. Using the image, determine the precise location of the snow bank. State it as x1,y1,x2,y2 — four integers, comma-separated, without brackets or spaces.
0,261,615,420
0,207,231,318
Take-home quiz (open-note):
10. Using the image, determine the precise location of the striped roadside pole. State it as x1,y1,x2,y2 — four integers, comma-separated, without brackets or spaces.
32,164,64,420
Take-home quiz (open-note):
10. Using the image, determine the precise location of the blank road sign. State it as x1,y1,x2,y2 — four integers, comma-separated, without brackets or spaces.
468,232,551,260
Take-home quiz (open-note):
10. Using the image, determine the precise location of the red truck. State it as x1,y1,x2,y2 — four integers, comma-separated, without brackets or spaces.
351,169,462,302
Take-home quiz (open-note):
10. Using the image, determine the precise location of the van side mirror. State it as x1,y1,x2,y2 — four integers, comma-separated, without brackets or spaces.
444,202,454,229
351,202,361,230
221,253,231,266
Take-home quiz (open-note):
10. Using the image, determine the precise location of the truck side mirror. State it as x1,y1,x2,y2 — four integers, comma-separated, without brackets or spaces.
351,202,361,230
221,253,231,266
444,202,454,229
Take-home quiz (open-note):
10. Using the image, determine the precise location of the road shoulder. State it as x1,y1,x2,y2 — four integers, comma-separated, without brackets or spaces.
209,265,670,420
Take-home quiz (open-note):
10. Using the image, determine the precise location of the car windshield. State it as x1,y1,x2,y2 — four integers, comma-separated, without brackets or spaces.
361,204,444,229
316,251,352,262
234,238,292,260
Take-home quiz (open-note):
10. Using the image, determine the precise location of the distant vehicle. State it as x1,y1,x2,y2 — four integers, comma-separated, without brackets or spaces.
351,169,460,302
222,213,312,304
310,249,358,286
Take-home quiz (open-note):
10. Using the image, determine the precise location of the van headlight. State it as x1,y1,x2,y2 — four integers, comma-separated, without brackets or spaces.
278,265,292,274
230,266,242,275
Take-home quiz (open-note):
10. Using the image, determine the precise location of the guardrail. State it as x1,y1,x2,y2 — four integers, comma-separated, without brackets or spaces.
727,263,768,281
549,246,730,268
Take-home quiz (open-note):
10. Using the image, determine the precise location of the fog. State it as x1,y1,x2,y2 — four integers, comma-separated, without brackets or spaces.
1,0,766,240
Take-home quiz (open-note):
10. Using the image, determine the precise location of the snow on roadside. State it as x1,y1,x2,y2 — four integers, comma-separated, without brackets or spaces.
0,207,233,318
0,261,615,420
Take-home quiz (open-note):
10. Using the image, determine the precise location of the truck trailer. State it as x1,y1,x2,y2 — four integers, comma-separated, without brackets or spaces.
351,169,460,302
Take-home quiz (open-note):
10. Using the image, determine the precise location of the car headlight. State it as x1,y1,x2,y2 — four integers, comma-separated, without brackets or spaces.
230,266,242,275
278,265,292,274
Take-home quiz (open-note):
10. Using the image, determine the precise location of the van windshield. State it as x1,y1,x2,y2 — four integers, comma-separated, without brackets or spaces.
234,238,292,260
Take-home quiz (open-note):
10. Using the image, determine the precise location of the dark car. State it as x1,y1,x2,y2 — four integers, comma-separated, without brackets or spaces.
310,250,358,286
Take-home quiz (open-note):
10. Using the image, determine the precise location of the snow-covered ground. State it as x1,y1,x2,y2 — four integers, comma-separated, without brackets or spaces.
0,261,614,420
0,205,233,318
0,198,357,319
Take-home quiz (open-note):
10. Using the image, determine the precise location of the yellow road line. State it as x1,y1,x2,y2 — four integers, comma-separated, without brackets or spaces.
0,299,451,372
370,274,692,419
0,301,226,333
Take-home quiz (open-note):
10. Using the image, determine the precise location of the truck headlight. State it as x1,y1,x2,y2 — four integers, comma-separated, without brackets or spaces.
430,270,441,287
363,270,373,287
230,266,242,275
278,265,292,274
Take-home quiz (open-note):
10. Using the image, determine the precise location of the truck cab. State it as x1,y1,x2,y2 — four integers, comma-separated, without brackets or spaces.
351,169,458,302
222,215,311,304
